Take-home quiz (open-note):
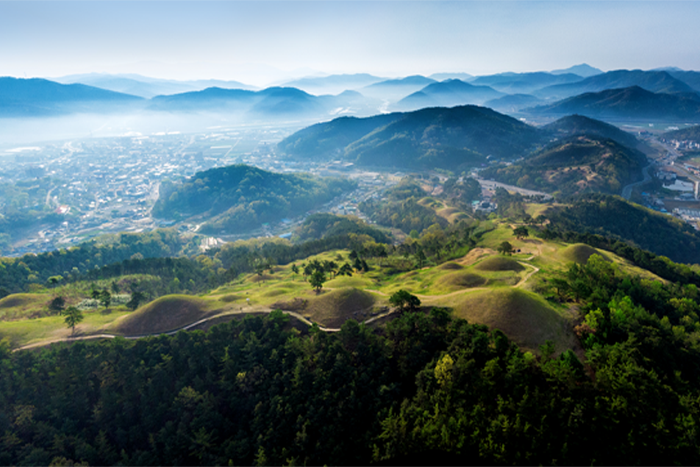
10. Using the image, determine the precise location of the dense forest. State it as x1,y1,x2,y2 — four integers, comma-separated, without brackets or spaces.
359,180,448,234
481,135,645,196
0,229,187,297
153,165,355,234
4,250,700,466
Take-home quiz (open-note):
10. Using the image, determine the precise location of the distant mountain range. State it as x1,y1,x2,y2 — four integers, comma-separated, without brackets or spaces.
527,86,700,121
0,77,143,117
470,72,583,94
281,73,386,95
360,75,437,100
395,79,504,110
54,73,257,98
7,66,700,127
148,86,379,121
550,64,603,77
535,70,695,99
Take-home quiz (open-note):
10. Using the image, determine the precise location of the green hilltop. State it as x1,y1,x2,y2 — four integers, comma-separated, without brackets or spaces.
153,164,355,234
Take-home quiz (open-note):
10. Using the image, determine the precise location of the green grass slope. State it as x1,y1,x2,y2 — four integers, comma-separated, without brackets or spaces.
304,287,377,328
449,288,576,354
474,256,525,272
558,243,610,264
110,295,215,336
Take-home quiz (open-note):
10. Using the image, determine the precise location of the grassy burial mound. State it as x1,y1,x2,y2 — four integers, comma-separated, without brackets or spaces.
442,271,488,289
303,287,377,328
474,256,526,272
0,294,50,321
438,262,464,271
558,243,610,264
450,288,576,354
110,295,215,336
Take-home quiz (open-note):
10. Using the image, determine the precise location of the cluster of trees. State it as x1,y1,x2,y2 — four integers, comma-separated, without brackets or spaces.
153,165,356,234
441,175,481,207
294,256,354,293
359,179,448,234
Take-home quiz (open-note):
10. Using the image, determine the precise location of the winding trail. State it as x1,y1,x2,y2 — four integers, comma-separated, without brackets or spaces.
14,258,542,352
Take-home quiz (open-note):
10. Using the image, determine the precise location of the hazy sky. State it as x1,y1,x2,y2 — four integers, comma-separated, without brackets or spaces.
1,1,699,85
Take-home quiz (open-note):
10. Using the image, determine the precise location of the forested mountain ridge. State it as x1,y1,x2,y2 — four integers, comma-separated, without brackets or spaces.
544,193,700,264
542,114,641,149
528,85,700,121
279,105,547,169
481,135,646,196
153,164,355,234
536,69,695,99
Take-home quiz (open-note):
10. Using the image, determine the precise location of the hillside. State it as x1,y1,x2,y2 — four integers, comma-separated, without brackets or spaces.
484,93,544,113
661,124,700,143
279,105,547,170
395,79,504,110
528,86,700,121
481,135,645,196
536,69,695,99
276,113,404,159
0,77,143,116
544,193,700,264
542,114,641,148
152,164,355,234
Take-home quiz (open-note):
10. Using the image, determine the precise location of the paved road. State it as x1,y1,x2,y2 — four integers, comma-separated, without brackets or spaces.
622,164,653,199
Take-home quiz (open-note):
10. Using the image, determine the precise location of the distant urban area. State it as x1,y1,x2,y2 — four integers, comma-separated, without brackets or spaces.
0,127,400,256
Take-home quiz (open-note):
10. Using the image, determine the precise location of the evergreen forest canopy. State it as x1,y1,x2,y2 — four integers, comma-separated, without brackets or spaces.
153,164,355,234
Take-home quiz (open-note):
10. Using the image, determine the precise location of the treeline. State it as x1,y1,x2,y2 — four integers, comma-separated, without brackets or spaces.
0,229,187,296
83,257,230,297
3,282,700,465
359,179,447,234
